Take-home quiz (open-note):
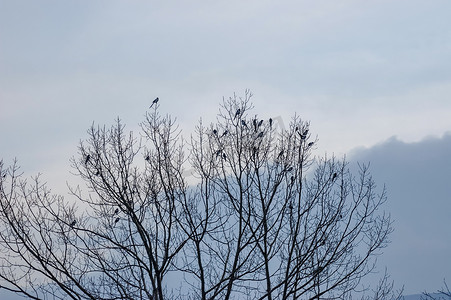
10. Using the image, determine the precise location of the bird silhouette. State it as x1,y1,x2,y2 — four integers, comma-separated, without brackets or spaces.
115,217,120,224
278,150,284,158
253,119,257,131
85,154,90,164
308,142,314,147
95,170,101,176
221,130,228,137
269,118,273,127
213,129,218,135
234,108,241,119
241,120,248,128
70,220,76,227
149,97,159,108
145,155,150,161
258,120,263,127
332,173,337,181
114,208,119,215
286,166,293,172
257,132,264,138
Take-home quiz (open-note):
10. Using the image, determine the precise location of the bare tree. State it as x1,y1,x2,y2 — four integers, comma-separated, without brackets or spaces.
0,92,400,299
423,280,451,300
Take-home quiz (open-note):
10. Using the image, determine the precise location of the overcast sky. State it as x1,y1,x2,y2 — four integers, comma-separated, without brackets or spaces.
1,0,450,296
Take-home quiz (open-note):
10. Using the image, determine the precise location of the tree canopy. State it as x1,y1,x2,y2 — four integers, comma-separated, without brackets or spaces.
0,92,400,300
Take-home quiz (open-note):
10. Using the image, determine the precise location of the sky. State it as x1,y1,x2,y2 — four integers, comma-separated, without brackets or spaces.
0,0,450,297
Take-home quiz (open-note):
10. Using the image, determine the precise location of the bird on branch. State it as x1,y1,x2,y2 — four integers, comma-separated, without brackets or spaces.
234,108,241,119
149,97,159,108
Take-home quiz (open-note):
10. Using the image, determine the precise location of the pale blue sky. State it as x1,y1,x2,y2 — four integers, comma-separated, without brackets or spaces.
1,0,450,296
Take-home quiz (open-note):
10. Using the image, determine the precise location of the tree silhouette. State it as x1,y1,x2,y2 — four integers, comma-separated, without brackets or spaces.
0,91,401,299
423,280,451,300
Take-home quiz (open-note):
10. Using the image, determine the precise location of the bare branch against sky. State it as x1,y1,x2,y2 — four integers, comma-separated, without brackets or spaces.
1,0,450,297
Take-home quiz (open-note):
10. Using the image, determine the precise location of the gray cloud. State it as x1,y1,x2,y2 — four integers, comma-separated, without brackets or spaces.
348,133,451,294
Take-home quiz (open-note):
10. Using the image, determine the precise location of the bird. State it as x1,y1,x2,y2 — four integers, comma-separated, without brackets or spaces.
308,142,314,147
241,120,248,128
312,266,324,277
269,118,273,127
286,166,293,172
252,146,258,155
95,170,101,176
114,208,119,215
234,108,241,119
70,220,76,227
213,129,218,135
150,97,159,108
145,155,150,161
332,173,337,181
298,129,309,140
222,153,227,160
257,120,263,127
221,130,228,137
2,173,6,178
257,132,264,138
252,119,257,131
277,150,284,158
85,154,90,164
115,217,120,224
215,149,222,158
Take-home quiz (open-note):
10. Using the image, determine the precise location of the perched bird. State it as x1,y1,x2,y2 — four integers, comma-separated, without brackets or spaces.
70,220,76,227
145,155,150,161
312,266,324,277
308,142,314,147
257,132,264,138
277,150,284,158
85,154,90,164
252,146,258,155
213,129,218,135
222,153,227,160
114,208,119,215
234,108,241,119
290,176,295,184
215,149,222,158
297,129,308,140
115,217,120,224
150,97,159,108
221,130,229,137
241,120,248,128
269,118,273,127
286,166,293,172
332,173,337,181
252,119,257,131
257,120,263,127
2,173,6,178
95,170,101,176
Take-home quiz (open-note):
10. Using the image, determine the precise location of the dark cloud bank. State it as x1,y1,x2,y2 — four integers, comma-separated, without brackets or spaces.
349,133,451,295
